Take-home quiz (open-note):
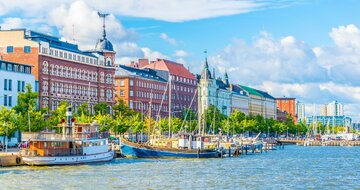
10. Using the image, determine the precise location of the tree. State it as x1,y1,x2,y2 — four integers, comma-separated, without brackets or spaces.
205,105,226,134
113,99,133,117
0,106,18,136
95,113,113,132
229,110,246,134
47,101,69,130
94,102,108,115
13,83,38,114
77,103,89,116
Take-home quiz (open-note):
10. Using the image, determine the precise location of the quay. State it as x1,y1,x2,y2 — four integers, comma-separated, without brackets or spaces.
278,139,360,146
0,152,25,167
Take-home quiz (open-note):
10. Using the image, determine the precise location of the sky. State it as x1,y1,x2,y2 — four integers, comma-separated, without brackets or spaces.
1,0,360,120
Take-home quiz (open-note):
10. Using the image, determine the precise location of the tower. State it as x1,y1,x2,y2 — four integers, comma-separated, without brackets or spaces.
95,12,116,67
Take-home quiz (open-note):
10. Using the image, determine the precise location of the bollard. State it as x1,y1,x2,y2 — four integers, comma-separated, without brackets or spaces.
228,148,231,158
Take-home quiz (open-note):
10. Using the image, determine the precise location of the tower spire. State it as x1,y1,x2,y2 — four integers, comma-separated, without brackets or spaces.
98,12,109,40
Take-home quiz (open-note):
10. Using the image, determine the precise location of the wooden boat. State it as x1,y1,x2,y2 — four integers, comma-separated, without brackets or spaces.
20,107,114,166
121,136,220,159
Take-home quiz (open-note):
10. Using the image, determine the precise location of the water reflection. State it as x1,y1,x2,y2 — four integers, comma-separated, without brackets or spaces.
0,146,359,189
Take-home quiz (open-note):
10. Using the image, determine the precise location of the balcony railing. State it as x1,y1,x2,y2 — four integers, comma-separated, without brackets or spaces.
22,132,100,142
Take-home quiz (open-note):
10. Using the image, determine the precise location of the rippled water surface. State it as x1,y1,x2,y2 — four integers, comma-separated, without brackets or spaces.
1,146,360,190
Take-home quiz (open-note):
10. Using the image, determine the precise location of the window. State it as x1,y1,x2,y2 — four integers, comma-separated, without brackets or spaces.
120,80,124,86
129,100,133,109
8,79,12,91
7,46,14,53
4,79,7,90
120,90,124,97
130,90,133,97
4,95,7,106
17,81,21,92
22,81,25,92
24,46,31,53
7,64,13,71
8,96,12,107
130,80,134,86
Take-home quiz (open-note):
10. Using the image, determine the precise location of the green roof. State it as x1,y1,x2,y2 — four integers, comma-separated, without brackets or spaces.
239,85,275,100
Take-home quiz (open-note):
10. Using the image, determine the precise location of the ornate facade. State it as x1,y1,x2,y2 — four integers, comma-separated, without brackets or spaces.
0,25,116,113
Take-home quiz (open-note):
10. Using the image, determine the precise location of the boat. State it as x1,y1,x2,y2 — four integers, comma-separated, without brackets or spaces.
20,107,114,166
121,135,220,158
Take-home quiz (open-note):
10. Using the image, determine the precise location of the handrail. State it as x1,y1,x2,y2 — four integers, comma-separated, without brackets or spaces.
21,132,100,141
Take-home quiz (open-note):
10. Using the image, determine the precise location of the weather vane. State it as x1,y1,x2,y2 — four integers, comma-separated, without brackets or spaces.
98,12,110,39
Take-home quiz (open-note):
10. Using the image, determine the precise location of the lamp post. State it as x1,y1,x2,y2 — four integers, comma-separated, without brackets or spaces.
3,122,8,152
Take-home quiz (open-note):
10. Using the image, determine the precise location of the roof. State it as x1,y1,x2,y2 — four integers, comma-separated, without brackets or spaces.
239,85,275,100
141,59,196,79
116,64,167,82
230,84,248,97
25,30,97,58
216,79,227,90
276,97,296,100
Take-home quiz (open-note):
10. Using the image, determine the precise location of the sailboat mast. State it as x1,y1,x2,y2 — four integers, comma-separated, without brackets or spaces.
168,75,172,138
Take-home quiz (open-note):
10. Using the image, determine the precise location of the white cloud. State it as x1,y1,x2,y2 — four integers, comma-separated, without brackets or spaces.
160,33,177,45
0,17,23,29
141,47,169,61
203,24,360,119
174,50,189,57
0,0,298,22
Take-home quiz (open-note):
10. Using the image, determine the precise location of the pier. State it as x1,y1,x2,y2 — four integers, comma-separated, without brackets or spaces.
277,138,360,146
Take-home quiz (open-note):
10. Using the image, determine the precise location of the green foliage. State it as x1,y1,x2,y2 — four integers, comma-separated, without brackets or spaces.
77,103,89,116
94,102,108,115
205,105,227,134
0,106,18,136
47,101,68,129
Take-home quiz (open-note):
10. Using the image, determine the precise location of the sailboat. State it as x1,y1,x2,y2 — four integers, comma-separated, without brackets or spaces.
121,76,220,158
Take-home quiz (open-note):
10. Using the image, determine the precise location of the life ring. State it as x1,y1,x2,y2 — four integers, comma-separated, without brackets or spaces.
16,157,21,164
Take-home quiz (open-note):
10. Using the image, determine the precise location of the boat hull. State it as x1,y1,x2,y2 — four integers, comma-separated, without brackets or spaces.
121,143,220,158
22,151,114,166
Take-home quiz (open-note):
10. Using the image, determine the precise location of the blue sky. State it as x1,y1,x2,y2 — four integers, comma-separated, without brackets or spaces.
1,0,360,119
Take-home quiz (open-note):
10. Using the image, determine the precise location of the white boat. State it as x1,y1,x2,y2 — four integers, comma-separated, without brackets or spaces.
20,107,114,166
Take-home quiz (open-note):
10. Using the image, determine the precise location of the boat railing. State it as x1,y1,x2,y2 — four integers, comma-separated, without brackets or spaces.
20,148,84,157
22,132,100,141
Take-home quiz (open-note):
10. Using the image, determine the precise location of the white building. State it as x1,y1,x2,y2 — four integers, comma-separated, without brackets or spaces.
320,101,344,116
0,60,35,108
296,101,306,122
198,60,231,117
229,84,249,115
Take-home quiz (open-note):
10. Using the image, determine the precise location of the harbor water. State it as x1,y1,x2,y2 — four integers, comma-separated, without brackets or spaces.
0,146,359,189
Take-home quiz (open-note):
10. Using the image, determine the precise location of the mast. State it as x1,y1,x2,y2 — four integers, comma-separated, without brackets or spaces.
148,90,153,142
168,75,172,138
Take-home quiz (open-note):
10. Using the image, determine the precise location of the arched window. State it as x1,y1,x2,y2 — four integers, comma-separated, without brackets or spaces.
42,61,48,74
55,65,59,76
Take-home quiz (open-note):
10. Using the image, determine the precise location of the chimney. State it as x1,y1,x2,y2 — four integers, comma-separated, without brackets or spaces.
138,58,149,68
130,61,135,67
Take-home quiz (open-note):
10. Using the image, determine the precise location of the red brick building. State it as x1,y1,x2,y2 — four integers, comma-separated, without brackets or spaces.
115,65,169,117
0,28,116,113
276,97,297,123
141,59,198,115
124,58,198,117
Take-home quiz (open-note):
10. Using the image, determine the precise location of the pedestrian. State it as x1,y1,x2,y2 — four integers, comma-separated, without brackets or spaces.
0,141,3,151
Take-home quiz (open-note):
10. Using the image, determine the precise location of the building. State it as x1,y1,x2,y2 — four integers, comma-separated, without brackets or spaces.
296,101,306,122
306,115,352,128
139,59,198,115
0,20,115,113
276,97,297,123
0,60,35,108
229,84,249,115
320,101,344,116
115,64,169,117
239,85,277,119
198,60,231,117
